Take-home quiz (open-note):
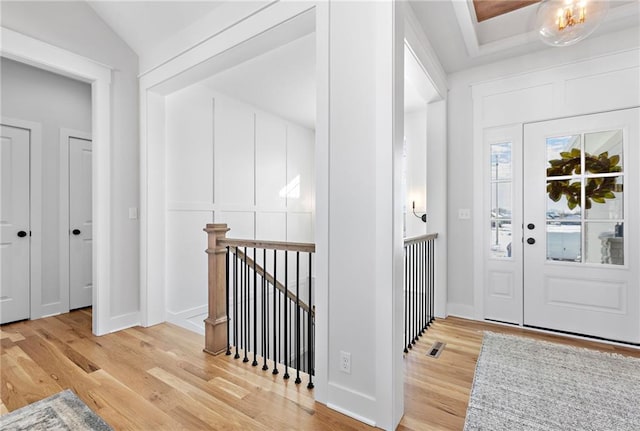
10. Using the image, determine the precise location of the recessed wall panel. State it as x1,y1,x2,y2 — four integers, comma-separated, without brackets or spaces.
287,124,314,212
256,114,286,210
214,96,255,206
565,68,640,115
256,211,286,242
287,212,313,243
166,210,212,312
482,84,553,127
215,211,254,240
166,85,214,203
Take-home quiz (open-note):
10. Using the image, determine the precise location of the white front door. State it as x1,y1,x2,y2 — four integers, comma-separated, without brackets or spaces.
69,136,92,310
0,125,30,324
523,108,639,343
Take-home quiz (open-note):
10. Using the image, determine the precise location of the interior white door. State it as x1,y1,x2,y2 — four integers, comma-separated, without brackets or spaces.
69,137,92,310
0,125,30,324
523,108,639,343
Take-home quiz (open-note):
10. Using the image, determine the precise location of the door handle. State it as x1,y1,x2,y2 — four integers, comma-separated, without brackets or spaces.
17,231,27,238
527,237,535,245
527,223,535,230
72,229,81,235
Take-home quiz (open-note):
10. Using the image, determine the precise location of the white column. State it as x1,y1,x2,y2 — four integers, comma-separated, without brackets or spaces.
315,1,405,429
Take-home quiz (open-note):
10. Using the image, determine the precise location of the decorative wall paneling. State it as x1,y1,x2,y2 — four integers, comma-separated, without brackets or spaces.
165,86,315,334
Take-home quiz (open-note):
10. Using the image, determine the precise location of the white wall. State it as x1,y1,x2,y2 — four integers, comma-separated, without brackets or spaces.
1,57,91,316
404,108,427,238
446,27,640,317
318,2,405,428
1,1,140,326
164,84,315,333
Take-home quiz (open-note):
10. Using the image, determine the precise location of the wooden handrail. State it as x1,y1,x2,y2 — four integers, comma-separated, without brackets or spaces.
404,233,438,246
204,223,316,356
225,246,314,316
217,238,315,253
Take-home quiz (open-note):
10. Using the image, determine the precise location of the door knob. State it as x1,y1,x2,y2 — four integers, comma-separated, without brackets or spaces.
527,223,535,230
72,229,81,235
17,231,27,238
527,237,535,245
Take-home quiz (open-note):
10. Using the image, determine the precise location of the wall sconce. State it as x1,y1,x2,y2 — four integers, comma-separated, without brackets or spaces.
412,201,427,223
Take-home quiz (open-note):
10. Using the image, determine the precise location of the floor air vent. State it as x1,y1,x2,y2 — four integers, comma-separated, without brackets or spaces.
427,341,445,358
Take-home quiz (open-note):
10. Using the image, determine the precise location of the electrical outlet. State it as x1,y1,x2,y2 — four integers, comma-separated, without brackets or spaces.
340,351,351,374
458,208,471,220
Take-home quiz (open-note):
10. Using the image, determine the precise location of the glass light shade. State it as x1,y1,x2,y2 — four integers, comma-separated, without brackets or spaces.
537,0,610,47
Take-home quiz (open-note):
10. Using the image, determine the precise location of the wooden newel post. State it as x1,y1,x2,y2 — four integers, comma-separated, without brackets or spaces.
203,223,230,355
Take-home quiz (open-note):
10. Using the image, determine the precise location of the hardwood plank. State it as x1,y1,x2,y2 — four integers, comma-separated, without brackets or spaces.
1,345,63,410
14,334,100,397
89,369,184,430
2,310,639,431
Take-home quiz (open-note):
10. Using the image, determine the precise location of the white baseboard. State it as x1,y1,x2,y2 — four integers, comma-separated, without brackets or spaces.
109,311,141,333
327,403,376,428
326,382,377,427
166,305,207,335
446,302,475,320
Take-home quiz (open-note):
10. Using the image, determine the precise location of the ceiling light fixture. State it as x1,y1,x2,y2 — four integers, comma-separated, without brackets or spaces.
536,0,610,47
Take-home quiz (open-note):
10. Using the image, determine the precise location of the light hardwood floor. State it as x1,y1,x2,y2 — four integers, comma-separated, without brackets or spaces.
1,310,639,430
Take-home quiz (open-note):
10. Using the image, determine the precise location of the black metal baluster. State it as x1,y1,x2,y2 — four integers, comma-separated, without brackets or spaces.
226,246,231,355
427,240,431,326
243,247,249,363
412,243,420,344
262,248,268,371
295,252,301,384
413,243,418,345
408,244,416,349
404,245,408,353
424,240,428,328
252,248,258,366
307,252,314,388
272,250,279,375
418,241,423,335
421,240,425,333
424,240,428,329
234,248,239,359
416,242,421,342
430,239,434,325
283,250,290,379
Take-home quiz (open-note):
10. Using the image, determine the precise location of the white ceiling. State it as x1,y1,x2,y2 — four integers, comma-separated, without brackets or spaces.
85,0,639,125
87,1,224,55
409,0,640,73
200,32,317,130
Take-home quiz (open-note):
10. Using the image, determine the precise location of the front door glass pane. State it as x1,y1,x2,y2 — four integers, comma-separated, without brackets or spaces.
584,130,623,174
585,176,623,220
545,129,624,265
547,221,581,262
585,222,624,265
490,142,512,258
547,179,582,217
546,135,581,177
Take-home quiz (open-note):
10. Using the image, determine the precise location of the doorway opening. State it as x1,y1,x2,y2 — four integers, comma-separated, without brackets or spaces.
144,9,316,336
402,42,441,239
0,51,103,331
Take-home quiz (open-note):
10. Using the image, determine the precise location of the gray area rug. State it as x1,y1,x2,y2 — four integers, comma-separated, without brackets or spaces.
464,332,640,431
0,389,112,431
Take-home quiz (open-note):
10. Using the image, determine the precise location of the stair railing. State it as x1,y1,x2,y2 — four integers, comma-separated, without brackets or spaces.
204,224,315,389
403,233,438,353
